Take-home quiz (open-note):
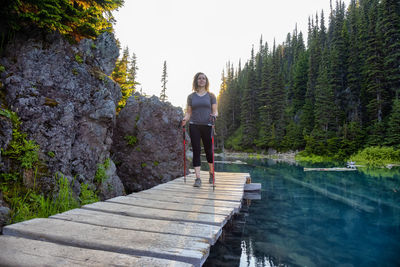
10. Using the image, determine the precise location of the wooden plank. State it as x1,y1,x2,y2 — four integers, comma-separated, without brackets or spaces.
152,184,244,196
243,192,262,200
126,193,242,212
3,218,209,267
107,196,234,217
82,201,229,227
155,180,245,192
51,208,222,245
172,178,246,187
0,235,193,267
244,183,262,191
138,189,243,203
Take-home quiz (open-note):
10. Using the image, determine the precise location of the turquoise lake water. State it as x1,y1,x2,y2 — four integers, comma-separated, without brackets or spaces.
203,158,400,267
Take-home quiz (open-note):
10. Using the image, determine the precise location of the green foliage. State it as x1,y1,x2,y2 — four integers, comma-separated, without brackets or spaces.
112,47,138,111
75,54,83,64
72,68,78,75
79,183,99,205
95,165,106,183
141,163,147,168
124,135,137,146
0,108,39,169
94,158,110,183
1,0,125,41
5,174,79,224
47,151,55,158
0,65,5,73
225,126,243,151
386,100,400,147
295,151,335,163
153,161,159,167
103,158,111,169
216,0,400,157
350,146,400,167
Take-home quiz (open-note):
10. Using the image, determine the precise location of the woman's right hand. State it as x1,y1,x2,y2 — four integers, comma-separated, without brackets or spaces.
182,119,187,126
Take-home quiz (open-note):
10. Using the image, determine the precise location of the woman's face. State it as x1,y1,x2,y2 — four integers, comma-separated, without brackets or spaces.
197,74,207,88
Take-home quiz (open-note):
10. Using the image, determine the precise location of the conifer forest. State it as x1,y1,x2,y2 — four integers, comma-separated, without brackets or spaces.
216,0,400,159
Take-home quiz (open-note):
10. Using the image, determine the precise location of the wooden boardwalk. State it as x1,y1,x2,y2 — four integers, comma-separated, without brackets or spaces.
0,171,249,267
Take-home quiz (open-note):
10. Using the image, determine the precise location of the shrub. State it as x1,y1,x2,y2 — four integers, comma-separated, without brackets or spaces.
124,135,137,146
350,146,400,167
79,183,99,205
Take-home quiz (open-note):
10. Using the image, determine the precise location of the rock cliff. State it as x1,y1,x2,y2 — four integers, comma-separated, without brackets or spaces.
112,94,187,193
0,30,124,199
0,30,188,231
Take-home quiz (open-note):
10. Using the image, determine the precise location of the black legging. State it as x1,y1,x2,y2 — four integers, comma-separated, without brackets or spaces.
189,124,213,167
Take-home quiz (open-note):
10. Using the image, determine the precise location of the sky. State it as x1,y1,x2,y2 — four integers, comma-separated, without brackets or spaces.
112,0,350,109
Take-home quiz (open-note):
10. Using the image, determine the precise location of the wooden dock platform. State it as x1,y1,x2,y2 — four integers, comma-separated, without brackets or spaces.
0,171,250,267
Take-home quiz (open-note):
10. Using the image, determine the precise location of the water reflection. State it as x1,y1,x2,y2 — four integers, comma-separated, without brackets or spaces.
204,158,400,267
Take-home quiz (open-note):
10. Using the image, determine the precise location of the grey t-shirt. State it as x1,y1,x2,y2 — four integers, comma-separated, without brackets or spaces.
187,92,217,125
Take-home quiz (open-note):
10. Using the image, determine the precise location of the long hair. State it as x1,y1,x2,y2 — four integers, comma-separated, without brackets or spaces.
192,72,209,92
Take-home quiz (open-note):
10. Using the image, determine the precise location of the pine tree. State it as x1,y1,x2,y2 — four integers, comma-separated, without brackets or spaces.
160,60,168,102
1,0,124,41
328,1,348,125
257,46,273,148
386,100,400,147
241,48,258,149
363,0,388,145
314,48,337,135
380,0,400,99
346,0,363,123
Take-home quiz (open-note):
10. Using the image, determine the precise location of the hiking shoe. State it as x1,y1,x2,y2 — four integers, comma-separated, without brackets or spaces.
209,172,214,184
193,178,202,187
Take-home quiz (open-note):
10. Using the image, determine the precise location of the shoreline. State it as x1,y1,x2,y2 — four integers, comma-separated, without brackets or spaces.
214,151,298,164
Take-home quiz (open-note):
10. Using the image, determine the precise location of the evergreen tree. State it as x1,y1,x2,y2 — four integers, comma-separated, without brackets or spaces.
386,100,400,147
216,0,399,156
363,0,388,145
1,0,124,41
112,46,137,111
380,0,400,99
257,46,273,148
346,0,363,123
314,48,337,135
160,60,168,102
240,48,258,149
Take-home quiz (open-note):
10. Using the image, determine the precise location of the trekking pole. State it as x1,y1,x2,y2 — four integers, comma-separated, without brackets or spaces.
178,120,186,183
211,115,216,191
183,125,186,183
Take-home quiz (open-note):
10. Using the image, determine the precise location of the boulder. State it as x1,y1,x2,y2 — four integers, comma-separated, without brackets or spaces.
0,31,124,198
112,94,187,193
0,114,13,173
0,192,10,234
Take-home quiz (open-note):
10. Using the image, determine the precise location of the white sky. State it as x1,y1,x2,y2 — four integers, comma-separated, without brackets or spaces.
113,0,350,109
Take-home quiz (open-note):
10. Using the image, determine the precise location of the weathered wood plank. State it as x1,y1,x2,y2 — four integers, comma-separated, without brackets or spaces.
154,182,245,193
82,201,229,227
244,183,262,191
138,188,243,203
126,193,242,212
51,208,222,245
0,235,193,267
149,186,243,201
107,196,234,217
3,218,209,267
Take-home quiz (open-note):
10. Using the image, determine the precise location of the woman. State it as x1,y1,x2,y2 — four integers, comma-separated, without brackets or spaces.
182,72,218,187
